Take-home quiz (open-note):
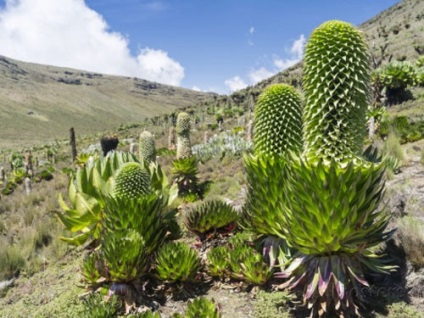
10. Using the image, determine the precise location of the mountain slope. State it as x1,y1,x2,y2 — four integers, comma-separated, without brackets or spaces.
0,56,214,149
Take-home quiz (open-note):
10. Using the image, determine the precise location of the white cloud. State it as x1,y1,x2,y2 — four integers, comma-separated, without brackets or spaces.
249,67,274,84
191,86,201,91
247,26,255,46
136,48,184,86
291,34,306,57
273,34,306,71
225,34,306,92
0,0,184,86
225,76,248,92
273,56,299,70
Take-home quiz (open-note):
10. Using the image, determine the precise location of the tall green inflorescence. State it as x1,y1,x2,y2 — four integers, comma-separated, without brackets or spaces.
254,83,303,156
243,84,302,237
303,20,370,163
114,162,151,199
176,112,192,159
273,21,395,317
139,130,156,163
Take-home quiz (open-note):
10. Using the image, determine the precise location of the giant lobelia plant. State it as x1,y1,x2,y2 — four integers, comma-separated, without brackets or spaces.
55,151,139,245
243,83,303,264
271,20,396,317
55,150,177,246
172,112,201,200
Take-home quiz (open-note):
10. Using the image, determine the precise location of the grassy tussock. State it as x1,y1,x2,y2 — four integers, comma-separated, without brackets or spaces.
396,216,424,267
0,172,69,280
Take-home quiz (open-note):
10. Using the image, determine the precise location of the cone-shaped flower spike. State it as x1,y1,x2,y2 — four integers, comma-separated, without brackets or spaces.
303,20,370,163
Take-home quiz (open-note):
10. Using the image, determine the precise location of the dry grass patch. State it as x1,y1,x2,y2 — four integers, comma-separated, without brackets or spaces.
395,216,424,267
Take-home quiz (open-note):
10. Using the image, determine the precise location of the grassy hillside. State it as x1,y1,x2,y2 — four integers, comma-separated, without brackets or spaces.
0,56,215,149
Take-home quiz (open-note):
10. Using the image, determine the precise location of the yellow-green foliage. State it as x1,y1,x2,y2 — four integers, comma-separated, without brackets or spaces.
303,20,370,162
254,83,303,156
113,162,151,199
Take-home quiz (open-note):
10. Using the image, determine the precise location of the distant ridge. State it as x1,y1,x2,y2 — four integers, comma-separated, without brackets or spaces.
0,55,214,148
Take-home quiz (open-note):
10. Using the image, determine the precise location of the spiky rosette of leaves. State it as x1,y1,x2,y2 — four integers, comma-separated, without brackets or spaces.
185,297,221,318
102,229,148,282
185,200,238,240
171,157,199,199
113,162,151,199
254,84,303,156
81,293,120,318
228,238,272,285
278,252,394,317
303,20,370,163
55,151,138,245
274,159,395,316
81,252,103,285
176,112,192,159
206,246,229,277
102,194,168,254
155,242,200,283
243,154,288,236
139,131,156,163
279,159,391,254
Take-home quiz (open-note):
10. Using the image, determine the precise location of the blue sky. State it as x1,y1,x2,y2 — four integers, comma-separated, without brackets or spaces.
0,0,399,94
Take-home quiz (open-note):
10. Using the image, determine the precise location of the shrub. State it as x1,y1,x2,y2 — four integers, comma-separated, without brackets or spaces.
192,131,252,162
378,61,416,105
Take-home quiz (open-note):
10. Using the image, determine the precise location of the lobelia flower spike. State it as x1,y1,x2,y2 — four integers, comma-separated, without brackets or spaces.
254,83,303,156
139,130,156,163
303,20,370,164
113,162,151,200
176,112,192,159
244,83,303,237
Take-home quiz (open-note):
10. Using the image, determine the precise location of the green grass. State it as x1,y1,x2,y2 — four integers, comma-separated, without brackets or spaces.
0,248,85,318
253,290,292,318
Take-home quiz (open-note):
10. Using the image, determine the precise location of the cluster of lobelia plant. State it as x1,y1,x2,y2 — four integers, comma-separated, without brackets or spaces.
56,129,268,314
57,135,223,314
184,200,274,286
244,20,396,317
